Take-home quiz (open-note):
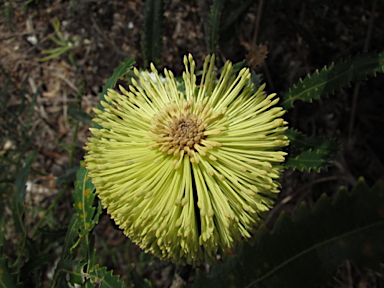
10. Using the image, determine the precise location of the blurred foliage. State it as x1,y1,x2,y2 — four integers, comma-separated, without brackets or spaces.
141,0,163,69
38,17,77,65
194,178,384,288
281,51,384,109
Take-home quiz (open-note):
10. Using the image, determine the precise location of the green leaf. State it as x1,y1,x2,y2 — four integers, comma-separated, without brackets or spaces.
98,57,135,106
12,151,36,235
66,246,122,288
50,215,80,288
56,166,78,186
230,60,248,76
141,0,163,68
284,129,341,172
284,149,333,172
51,258,83,288
194,179,384,288
84,238,97,277
67,105,94,126
208,0,225,54
40,46,67,55
285,128,341,155
50,198,95,288
62,263,125,288
88,266,125,288
71,162,100,252
51,17,65,43
281,51,384,109
14,151,36,204
0,258,20,288
249,70,263,92
68,262,87,285
65,163,102,288
48,35,66,47
62,216,81,257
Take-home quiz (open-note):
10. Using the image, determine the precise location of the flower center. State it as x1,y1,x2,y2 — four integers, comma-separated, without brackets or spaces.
148,108,206,156
148,100,225,168
168,113,205,150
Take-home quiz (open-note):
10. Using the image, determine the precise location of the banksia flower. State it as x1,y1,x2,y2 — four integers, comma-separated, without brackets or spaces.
84,55,289,265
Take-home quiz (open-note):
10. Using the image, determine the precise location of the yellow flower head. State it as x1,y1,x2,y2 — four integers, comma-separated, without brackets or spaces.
84,54,289,265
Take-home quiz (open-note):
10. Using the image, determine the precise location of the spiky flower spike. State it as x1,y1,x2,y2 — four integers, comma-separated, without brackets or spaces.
84,54,289,265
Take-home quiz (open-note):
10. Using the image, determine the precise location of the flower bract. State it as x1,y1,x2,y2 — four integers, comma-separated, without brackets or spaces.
84,54,289,265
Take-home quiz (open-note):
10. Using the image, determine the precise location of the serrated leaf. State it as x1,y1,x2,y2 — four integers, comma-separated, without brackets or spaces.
281,51,384,109
68,262,87,285
50,215,80,288
73,162,97,234
51,258,84,288
71,162,100,252
284,149,333,172
63,264,124,288
285,128,341,155
88,266,125,288
0,258,21,288
82,236,97,276
208,0,224,53
194,179,384,288
98,57,135,106
62,215,81,257
141,0,163,68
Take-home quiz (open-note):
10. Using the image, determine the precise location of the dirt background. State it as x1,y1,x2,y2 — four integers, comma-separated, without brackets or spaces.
1,0,384,287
